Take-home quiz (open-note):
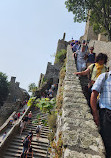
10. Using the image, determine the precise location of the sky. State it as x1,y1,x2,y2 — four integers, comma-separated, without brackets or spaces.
0,0,85,91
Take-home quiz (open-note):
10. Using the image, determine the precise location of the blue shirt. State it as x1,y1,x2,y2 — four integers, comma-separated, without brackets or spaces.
72,44,80,52
92,71,111,110
87,53,95,63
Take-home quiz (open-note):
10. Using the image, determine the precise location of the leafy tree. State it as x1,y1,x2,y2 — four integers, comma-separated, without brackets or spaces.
65,0,111,40
0,72,9,106
28,83,37,96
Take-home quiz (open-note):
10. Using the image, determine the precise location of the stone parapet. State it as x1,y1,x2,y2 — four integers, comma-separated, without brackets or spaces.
61,45,105,157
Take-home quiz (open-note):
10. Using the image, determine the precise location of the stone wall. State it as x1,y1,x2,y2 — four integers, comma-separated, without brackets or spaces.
81,20,98,41
42,34,69,85
88,40,111,70
38,73,45,88
7,76,27,102
44,62,60,84
56,45,105,158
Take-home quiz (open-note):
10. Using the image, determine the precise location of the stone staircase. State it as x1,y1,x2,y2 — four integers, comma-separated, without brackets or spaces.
2,109,50,158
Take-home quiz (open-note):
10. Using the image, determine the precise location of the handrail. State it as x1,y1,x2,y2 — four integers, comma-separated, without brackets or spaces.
0,105,30,149
0,111,16,133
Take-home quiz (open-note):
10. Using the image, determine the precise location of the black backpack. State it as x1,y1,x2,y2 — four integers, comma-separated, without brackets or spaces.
23,138,29,147
36,125,40,132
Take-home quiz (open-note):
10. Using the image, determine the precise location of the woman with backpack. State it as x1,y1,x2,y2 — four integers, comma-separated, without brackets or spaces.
36,123,42,140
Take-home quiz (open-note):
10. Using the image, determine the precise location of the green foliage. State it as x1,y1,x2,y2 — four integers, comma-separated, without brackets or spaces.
48,131,55,142
50,132,63,158
65,0,111,40
55,49,67,64
36,98,56,114
40,76,47,87
36,114,40,120
56,60,66,111
30,97,56,128
27,97,36,107
41,119,48,126
65,0,87,22
28,83,38,96
32,119,38,124
48,111,57,131
0,72,9,106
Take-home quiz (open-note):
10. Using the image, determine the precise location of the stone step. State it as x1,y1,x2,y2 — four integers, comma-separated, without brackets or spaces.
4,151,50,158
10,140,49,148
6,145,47,155
21,133,48,139
23,129,49,135
25,125,49,130
1,109,50,158
27,124,49,130
13,138,48,145
9,143,48,152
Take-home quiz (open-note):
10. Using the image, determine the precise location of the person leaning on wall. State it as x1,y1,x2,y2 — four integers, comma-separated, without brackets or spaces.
74,53,108,106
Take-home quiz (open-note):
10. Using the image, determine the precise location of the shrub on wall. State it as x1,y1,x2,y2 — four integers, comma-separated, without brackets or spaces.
55,49,67,64
56,59,66,111
49,132,63,158
48,111,57,131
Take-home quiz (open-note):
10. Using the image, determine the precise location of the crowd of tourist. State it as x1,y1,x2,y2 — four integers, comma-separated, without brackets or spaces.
20,111,42,158
71,39,111,158
20,111,33,158
41,83,58,99
20,111,32,135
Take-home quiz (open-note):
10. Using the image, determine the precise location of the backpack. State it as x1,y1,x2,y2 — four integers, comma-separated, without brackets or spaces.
23,138,29,147
89,64,95,81
36,125,40,133
88,64,95,88
88,64,108,89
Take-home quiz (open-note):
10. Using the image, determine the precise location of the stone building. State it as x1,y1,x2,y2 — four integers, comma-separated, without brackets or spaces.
0,76,29,126
6,76,29,103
